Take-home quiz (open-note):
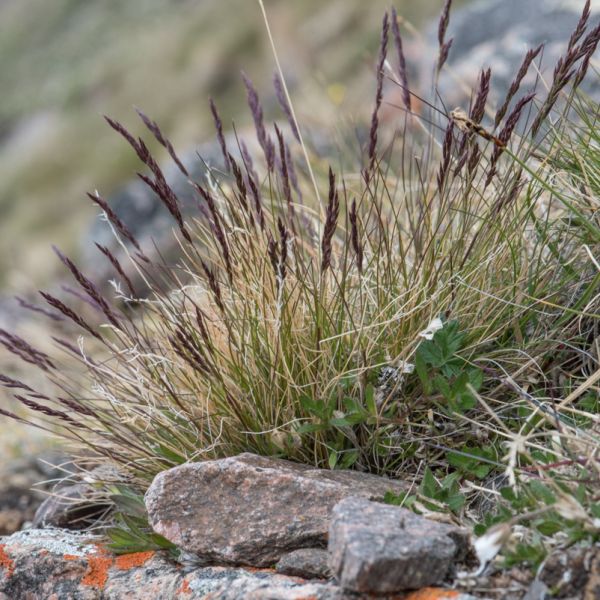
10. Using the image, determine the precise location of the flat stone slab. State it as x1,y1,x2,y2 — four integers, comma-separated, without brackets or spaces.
145,453,410,567
329,497,471,594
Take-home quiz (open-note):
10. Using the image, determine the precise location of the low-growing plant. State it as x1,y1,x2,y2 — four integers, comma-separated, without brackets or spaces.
1,0,599,568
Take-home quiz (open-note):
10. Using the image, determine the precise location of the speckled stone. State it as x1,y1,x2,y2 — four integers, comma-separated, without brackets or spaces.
328,497,471,594
420,0,600,107
276,547,331,579
0,528,344,599
144,453,409,567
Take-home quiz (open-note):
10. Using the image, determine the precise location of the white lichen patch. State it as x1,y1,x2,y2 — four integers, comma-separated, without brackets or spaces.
3,528,101,558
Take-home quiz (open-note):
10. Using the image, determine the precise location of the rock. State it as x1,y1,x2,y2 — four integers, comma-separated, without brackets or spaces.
328,496,471,594
0,452,73,535
0,528,344,599
32,464,122,530
276,548,331,580
421,0,600,107
32,483,108,530
145,452,409,567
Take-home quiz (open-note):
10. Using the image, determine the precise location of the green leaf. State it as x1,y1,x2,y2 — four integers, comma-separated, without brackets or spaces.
330,416,353,427
447,493,466,513
536,520,562,536
300,395,322,417
433,374,452,399
421,467,439,498
469,368,484,391
110,493,147,518
296,422,327,434
339,449,359,469
529,480,556,505
417,341,443,367
365,384,376,415
473,464,491,479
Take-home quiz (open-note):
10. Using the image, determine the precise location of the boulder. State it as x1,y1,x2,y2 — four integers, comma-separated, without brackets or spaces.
144,453,409,567
328,496,471,594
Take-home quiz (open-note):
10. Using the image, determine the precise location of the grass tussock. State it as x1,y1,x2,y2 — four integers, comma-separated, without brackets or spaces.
1,0,599,567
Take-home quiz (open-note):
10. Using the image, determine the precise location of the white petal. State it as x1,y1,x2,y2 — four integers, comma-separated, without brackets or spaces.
418,317,444,340
473,523,511,575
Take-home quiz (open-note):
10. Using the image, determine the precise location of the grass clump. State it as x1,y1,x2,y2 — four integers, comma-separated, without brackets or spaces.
1,0,599,570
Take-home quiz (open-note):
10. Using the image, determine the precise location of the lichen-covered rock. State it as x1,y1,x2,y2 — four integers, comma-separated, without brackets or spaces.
276,548,331,579
144,453,409,567
0,528,345,599
328,497,471,594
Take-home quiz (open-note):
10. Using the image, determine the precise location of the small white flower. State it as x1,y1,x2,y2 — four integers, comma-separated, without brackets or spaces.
472,522,512,575
418,317,444,340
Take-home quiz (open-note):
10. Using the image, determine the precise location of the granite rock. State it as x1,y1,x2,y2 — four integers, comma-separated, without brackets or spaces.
276,548,331,580
0,528,345,599
328,496,471,594
144,453,409,567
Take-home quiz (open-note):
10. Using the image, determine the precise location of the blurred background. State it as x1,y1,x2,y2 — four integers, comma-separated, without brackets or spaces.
0,0,451,496
0,0,450,294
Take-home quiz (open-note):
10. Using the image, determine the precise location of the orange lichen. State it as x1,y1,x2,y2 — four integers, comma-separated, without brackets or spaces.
404,588,460,600
0,544,15,577
178,578,192,595
114,551,155,570
81,555,114,589
63,554,79,561
65,546,155,589
93,543,111,556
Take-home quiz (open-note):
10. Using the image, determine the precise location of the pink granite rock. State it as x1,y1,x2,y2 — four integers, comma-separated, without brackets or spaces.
144,453,409,567
328,497,471,593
